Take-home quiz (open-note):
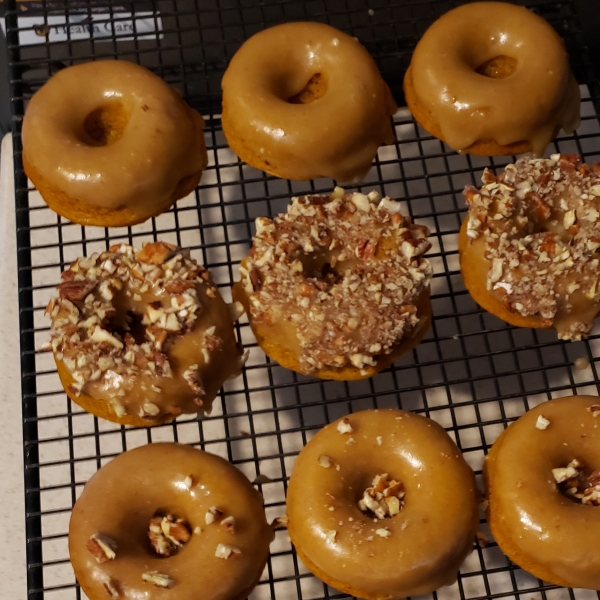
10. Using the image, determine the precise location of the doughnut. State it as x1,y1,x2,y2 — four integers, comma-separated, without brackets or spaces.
22,60,208,227
286,410,479,599
221,22,397,182
233,188,432,380
404,2,580,156
45,241,245,427
484,396,600,589
69,443,274,600
460,153,600,340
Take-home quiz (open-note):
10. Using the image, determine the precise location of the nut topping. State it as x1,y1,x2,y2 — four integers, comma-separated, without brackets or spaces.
375,528,391,538
552,458,600,505
142,571,175,588
240,190,432,372
205,506,223,525
148,514,192,557
318,455,333,468
535,415,550,430
359,473,405,519
58,279,97,302
588,405,600,417
215,543,242,559
87,532,117,563
221,516,235,533
336,418,353,434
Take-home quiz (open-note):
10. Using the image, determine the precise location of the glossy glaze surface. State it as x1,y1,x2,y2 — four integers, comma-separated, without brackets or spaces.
409,2,580,155
486,396,600,589
222,22,396,182
69,443,274,600
23,60,207,210
287,410,479,599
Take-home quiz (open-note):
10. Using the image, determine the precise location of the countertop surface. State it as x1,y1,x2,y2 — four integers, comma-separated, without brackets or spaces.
1,132,27,596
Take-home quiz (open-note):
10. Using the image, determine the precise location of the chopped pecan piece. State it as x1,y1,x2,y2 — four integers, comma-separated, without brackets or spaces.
136,241,177,264
142,571,174,588
250,268,262,292
148,514,191,557
87,532,117,563
58,279,97,302
358,473,405,519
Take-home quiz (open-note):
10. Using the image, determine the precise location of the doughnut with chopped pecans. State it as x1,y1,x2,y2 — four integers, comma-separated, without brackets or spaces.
460,154,600,340
233,188,433,380
45,241,245,426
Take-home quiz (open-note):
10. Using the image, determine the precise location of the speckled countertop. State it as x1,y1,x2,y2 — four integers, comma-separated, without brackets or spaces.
1,132,28,596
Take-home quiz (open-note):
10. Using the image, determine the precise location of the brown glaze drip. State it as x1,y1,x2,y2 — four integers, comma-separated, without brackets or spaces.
46,242,244,423
286,410,479,599
22,60,207,210
221,22,397,182
409,2,580,155
69,443,274,600
486,396,600,589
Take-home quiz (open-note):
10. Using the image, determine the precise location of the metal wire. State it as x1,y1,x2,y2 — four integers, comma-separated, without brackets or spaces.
4,0,600,598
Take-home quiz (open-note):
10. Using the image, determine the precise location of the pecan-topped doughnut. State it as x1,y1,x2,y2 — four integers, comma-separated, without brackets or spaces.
460,154,600,340
45,242,245,426
485,396,600,589
286,410,479,599
69,443,274,600
222,22,396,182
233,188,433,380
22,60,208,227
404,2,580,156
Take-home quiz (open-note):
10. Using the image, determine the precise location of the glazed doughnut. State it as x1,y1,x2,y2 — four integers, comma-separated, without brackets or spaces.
404,2,580,156
233,188,432,380
69,443,274,600
45,242,245,427
22,60,208,227
460,153,600,340
485,396,600,589
286,410,479,599
221,22,397,182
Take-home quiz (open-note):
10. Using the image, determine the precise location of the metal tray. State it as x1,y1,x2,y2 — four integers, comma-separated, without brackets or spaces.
4,0,600,598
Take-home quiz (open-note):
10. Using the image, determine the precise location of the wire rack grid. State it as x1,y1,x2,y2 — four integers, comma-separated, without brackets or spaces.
4,0,600,599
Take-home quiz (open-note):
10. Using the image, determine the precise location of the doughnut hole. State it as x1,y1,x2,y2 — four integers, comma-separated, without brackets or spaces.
476,55,518,79
105,309,147,345
552,458,600,505
83,102,129,145
299,250,344,288
288,73,328,104
147,511,192,558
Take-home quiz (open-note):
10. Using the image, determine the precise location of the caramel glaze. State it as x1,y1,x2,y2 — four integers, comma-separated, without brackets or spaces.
287,410,479,600
69,443,274,600
221,22,397,182
407,2,580,156
22,60,207,226
485,396,600,589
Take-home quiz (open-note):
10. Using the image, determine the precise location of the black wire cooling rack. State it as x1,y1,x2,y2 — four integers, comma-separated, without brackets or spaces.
4,0,600,598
